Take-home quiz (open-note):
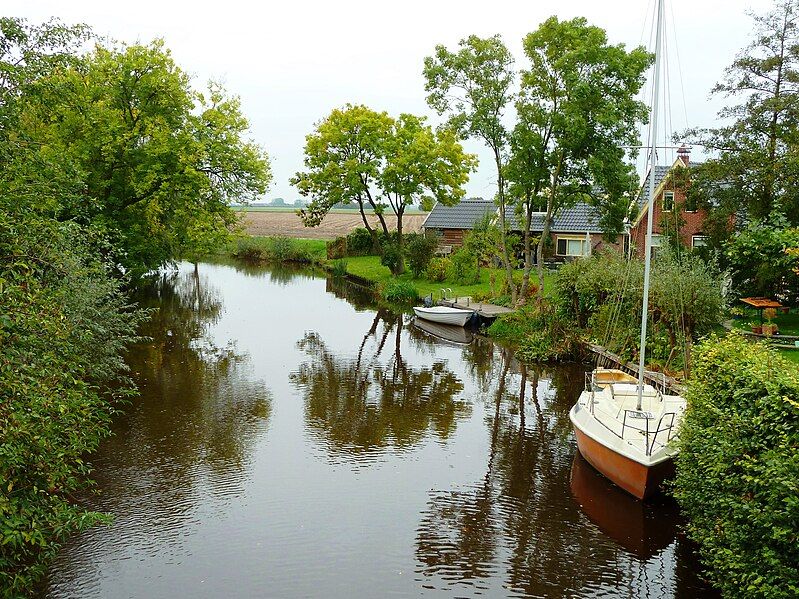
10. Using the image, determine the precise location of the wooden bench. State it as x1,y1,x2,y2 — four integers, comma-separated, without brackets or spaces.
435,244,453,257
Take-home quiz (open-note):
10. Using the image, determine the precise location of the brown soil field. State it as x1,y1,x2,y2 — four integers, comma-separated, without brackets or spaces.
239,210,426,239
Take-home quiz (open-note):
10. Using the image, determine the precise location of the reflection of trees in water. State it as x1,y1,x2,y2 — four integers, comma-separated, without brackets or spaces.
325,275,378,312
415,354,684,597
100,266,272,506
290,311,469,456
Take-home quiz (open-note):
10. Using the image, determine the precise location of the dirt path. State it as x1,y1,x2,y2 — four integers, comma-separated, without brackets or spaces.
239,210,426,239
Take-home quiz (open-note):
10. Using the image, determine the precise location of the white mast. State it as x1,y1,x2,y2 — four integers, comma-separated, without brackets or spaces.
637,0,665,411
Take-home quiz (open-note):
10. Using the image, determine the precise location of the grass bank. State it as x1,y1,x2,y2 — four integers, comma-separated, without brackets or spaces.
341,255,555,302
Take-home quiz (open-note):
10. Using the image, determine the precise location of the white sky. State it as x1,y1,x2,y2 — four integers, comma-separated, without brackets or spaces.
7,0,774,201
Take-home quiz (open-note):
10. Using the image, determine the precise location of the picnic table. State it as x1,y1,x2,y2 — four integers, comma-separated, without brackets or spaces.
741,297,784,323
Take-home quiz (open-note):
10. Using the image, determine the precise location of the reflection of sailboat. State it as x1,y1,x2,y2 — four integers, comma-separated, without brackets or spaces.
412,317,474,345
569,0,687,500
570,453,678,559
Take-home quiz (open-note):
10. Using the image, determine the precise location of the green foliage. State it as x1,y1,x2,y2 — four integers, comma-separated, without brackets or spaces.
331,259,348,277
8,38,271,277
380,242,404,275
425,257,450,282
381,280,418,303
675,334,799,598
327,236,347,260
449,247,479,284
423,34,517,296
406,235,438,278
726,216,799,303
346,227,376,256
488,302,582,362
233,236,320,264
292,104,475,274
554,250,725,372
685,1,799,225
0,213,145,595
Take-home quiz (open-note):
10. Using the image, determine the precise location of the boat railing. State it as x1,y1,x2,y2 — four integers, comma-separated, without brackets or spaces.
621,409,678,456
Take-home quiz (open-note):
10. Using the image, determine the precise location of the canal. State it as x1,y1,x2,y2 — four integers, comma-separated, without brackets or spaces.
40,261,714,598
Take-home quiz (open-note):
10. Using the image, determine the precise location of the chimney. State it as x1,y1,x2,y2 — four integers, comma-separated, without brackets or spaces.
677,144,690,166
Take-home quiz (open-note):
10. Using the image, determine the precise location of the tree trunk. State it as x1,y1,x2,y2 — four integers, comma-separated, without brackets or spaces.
356,198,382,255
394,206,405,275
536,196,554,302
536,153,564,302
519,199,533,301
494,151,517,305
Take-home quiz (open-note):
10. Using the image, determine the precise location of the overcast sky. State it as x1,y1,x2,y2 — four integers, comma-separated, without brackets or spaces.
7,0,774,201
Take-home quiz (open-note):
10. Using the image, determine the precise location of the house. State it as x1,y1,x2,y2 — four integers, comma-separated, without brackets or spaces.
421,197,496,248
422,198,622,262
629,146,710,256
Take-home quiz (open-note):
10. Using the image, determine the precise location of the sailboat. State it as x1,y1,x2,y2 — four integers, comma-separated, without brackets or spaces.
568,0,687,500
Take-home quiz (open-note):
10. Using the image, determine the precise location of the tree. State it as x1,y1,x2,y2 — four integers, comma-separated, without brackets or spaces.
512,16,651,302
12,41,271,276
687,0,799,226
292,104,395,254
423,35,518,303
379,113,475,272
292,105,474,274
725,215,799,303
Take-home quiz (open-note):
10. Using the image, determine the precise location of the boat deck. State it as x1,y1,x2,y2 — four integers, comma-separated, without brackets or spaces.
438,299,514,318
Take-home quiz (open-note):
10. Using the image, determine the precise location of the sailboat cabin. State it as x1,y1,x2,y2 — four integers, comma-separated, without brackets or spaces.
628,146,710,256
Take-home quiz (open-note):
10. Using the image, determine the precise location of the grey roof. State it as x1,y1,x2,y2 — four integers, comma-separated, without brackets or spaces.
423,198,496,230
635,165,672,209
505,202,603,233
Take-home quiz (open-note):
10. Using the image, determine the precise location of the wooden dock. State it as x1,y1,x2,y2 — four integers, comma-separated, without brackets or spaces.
438,298,514,319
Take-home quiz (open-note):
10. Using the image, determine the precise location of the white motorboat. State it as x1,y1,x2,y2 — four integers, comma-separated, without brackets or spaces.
412,305,474,327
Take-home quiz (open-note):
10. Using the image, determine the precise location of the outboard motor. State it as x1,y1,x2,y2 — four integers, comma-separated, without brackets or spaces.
423,293,434,308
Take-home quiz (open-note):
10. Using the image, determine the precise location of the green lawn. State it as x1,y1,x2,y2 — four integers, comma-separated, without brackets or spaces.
778,349,799,366
731,307,799,335
342,255,555,301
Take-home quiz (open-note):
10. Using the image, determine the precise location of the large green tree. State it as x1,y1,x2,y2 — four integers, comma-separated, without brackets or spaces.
687,0,799,227
11,40,271,276
292,104,474,274
511,17,650,301
423,35,518,302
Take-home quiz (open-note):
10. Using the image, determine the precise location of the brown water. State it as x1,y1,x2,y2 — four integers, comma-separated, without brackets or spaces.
41,261,714,598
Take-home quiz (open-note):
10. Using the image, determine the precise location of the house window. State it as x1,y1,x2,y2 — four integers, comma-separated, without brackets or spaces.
692,235,708,248
662,191,675,212
684,193,698,212
650,234,663,259
556,236,589,256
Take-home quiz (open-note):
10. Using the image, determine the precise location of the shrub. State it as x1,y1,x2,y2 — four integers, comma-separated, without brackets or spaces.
346,227,375,256
380,242,403,274
489,302,583,362
234,237,266,261
674,333,799,599
449,247,478,284
426,257,449,282
406,235,437,278
327,236,347,259
331,259,348,277
266,236,301,262
381,280,418,303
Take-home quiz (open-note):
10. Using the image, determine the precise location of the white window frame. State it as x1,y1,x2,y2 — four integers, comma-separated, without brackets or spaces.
556,235,589,257
692,235,708,248
662,190,675,212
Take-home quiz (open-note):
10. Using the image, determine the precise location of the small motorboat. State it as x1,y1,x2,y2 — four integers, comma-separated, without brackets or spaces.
412,305,474,327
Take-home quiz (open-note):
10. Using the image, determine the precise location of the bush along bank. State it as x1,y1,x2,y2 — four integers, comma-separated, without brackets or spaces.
231,236,326,265
674,333,799,599
0,215,145,596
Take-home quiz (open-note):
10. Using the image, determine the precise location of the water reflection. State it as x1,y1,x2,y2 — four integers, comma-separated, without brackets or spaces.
291,311,469,457
40,261,714,599
415,352,702,598
44,265,272,597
